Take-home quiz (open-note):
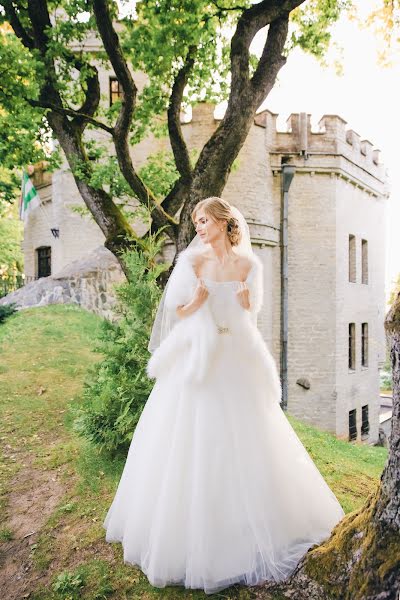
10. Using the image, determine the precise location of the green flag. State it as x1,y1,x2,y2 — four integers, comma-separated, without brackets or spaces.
19,170,40,221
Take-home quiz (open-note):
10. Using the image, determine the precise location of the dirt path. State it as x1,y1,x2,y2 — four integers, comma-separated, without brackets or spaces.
0,441,66,599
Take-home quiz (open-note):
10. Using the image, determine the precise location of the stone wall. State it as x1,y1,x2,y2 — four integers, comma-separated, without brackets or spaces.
285,171,337,433
334,176,387,443
259,110,388,444
1,247,125,321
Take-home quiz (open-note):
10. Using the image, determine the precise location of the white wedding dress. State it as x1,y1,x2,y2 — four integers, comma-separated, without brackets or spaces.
103,247,345,595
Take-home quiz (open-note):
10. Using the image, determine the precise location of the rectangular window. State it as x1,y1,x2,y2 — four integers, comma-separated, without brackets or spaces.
349,234,356,283
109,76,123,106
349,408,357,441
36,246,51,278
361,239,368,284
361,405,369,438
349,323,356,370
361,322,368,367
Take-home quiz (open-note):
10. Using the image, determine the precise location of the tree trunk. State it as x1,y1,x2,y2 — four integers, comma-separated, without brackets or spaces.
254,293,400,599
46,112,138,277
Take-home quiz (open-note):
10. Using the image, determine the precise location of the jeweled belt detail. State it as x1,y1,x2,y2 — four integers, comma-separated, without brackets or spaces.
217,325,230,334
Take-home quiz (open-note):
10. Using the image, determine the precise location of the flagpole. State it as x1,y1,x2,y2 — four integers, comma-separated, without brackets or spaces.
38,199,55,234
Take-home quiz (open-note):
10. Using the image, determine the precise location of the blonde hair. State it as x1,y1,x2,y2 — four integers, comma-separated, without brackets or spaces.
191,197,242,247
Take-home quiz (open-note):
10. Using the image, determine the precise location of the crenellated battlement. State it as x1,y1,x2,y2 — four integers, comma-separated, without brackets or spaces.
254,110,385,184
185,104,385,189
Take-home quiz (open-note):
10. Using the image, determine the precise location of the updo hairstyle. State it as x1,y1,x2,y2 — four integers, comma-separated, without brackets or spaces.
191,197,242,247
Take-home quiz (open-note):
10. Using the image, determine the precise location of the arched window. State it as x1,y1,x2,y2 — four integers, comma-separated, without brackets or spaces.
36,246,51,278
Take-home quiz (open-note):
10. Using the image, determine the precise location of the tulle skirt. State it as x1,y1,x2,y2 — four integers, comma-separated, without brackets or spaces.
103,333,345,595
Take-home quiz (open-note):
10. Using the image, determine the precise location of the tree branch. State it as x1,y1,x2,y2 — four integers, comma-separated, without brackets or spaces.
250,15,289,104
92,0,137,136
210,0,247,12
113,131,179,236
92,0,178,236
61,55,102,133
199,0,304,174
2,1,35,49
4,0,101,134
239,0,305,24
25,0,67,115
167,45,196,183
74,65,101,128
5,0,140,268
28,99,114,134
162,178,190,218
27,0,52,52
230,0,304,100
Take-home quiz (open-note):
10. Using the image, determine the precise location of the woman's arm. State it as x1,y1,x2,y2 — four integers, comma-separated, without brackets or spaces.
235,257,252,310
236,282,251,310
176,279,209,318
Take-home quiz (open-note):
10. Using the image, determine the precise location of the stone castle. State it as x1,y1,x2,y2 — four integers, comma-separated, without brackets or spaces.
18,64,388,446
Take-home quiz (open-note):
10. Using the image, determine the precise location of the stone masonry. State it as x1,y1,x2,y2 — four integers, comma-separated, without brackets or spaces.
258,110,387,443
1,246,125,320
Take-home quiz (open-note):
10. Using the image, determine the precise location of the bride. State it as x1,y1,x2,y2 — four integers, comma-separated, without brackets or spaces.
103,196,345,595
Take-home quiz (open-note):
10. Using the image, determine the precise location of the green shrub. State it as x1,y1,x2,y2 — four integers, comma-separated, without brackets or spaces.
380,346,393,391
380,369,392,391
0,303,17,324
72,236,169,455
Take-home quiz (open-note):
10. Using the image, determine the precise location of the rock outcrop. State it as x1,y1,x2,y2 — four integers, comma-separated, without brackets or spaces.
0,246,125,320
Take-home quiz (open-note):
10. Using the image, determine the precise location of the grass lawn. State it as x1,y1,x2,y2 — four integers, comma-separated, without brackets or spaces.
0,305,388,600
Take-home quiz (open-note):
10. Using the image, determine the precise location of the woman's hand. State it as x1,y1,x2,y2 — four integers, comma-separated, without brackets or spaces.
192,279,209,307
236,282,250,310
176,280,209,318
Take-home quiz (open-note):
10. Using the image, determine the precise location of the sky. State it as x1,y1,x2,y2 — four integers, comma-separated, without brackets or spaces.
251,1,399,305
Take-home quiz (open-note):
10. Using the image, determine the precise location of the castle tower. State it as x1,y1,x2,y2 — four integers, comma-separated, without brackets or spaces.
255,110,388,443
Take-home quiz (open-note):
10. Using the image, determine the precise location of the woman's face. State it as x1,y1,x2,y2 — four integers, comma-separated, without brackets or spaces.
194,207,226,244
